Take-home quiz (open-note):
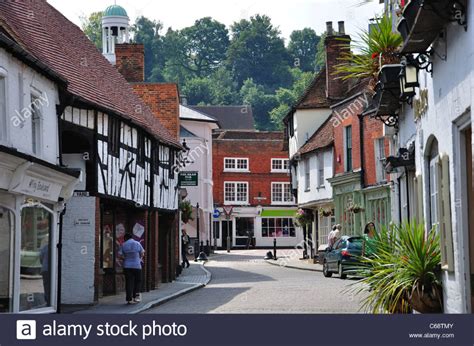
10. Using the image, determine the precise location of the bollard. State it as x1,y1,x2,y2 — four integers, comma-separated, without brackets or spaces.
200,241,203,253
273,238,277,260
205,240,210,256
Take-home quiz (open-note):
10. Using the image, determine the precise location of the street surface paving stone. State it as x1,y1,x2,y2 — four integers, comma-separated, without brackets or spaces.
144,249,364,314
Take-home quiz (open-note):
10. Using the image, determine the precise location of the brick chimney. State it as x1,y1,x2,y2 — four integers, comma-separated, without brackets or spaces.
115,43,145,83
325,21,351,100
132,83,180,140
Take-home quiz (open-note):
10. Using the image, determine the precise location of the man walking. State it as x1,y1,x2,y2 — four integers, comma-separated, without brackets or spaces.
120,233,145,305
181,229,190,268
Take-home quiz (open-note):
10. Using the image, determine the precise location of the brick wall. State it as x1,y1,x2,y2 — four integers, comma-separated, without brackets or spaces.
132,83,180,140
115,43,145,83
213,138,291,206
325,34,350,100
362,116,391,186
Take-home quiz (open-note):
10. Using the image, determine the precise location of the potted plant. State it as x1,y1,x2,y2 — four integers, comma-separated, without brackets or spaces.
349,222,443,313
179,200,194,224
295,208,312,227
334,14,402,89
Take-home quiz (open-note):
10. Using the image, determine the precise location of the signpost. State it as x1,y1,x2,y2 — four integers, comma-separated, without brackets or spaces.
178,171,198,187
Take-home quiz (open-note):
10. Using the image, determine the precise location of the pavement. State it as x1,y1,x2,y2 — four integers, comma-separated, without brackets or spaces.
144,249,364,314
71,261,211,314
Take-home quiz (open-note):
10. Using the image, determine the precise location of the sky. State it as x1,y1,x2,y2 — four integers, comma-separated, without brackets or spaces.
47,0,383,42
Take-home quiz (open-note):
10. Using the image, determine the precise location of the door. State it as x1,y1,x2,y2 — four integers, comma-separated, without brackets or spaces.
221,220,233,249
465,127,473,312
0,207,13,312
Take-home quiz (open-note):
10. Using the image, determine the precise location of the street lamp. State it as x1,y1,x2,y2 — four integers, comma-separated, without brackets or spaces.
399,57,419,103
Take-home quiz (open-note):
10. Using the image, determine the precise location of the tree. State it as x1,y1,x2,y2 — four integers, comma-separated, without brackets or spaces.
239,79,278,130
228,15,292,91
269,68,314,129
81,12,103,50
163,17,229,81
287,28,320,72
314,32,327,71
132,16,165,81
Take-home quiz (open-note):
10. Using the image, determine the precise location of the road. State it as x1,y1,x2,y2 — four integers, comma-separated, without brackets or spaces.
144,249,364,314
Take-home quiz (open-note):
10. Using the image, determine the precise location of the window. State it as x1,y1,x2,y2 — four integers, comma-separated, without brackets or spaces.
136,132,145,167
169,149,175,179
345,126,352,172
271,182,293,204
262,218,296,237
224,158,249,172
224,182,248,204
289,116,294,137
317,153,325,187
0,206,14,312
271,158,289,173
428,143,439,230
213,221,220,239
235,217,254,238
375,138,386,182
152,143,160,175
31,94,42,155
304,158,310,191
108,116,120,156
20,205,53,311
0,76,6,142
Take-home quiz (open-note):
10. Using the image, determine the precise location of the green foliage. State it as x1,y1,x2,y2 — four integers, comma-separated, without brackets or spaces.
179,200,194,224
269,68,314,129
80,12,103,50
350,222,443,314
228,15,292,90
314,32,327,71
239,79,278,130
288,28,320,72
132,17,165,82
334,14,402,85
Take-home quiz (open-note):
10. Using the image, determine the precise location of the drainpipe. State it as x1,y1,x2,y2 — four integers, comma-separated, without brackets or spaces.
56,201,67,314
358,113,366,189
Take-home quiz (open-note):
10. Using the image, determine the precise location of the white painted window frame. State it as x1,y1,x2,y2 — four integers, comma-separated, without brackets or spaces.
271,158,289,173
271,182,293,205
0,67,9,145
224,181,249,205
30,88,44,157
223,157,249,172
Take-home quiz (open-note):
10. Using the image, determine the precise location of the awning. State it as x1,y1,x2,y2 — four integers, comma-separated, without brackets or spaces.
260,209,297,217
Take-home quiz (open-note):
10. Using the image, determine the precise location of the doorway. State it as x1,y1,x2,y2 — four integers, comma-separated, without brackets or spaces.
221,220,233,249
464,127,473,312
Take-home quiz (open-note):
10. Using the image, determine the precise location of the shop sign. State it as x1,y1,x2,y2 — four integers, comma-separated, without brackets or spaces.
74,191,90,197
11,175,62,201
74,218,91,226
179,171,198,187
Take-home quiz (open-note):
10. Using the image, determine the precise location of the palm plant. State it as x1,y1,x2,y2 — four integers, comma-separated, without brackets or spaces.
349,222,442,313
333,14,402,88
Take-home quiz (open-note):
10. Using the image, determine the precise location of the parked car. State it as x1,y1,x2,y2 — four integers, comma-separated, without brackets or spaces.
322,236,364,279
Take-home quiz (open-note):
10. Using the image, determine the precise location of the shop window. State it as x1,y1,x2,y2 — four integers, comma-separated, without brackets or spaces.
0,207,13,312
261,218,296,238
235,217,254,238
318,214,336,246
19,205,53,311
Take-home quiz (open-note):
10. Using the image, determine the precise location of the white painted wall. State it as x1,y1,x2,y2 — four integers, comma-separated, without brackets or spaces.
289,108,332,158
403,14,473,313
297,147,334,206
0,48,60,164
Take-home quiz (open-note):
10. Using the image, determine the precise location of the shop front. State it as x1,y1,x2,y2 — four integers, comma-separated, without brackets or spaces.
0,150,78,313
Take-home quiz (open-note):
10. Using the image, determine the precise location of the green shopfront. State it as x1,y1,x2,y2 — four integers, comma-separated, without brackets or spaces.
329,172,391,236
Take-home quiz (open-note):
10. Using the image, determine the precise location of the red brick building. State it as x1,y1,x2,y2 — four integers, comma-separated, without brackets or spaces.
212,130,300,248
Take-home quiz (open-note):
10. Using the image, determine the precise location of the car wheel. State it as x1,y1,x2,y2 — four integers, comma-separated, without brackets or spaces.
323,260,332,278
338,262,347,279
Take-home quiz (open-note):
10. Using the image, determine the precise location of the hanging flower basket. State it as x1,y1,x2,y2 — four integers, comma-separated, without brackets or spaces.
295,208,312,227
347,203,365,214
319,208,333,217
179,200,194,224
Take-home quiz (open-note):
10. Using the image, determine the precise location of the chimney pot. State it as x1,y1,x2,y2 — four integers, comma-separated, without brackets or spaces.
326,21,333,35
338,21,345,35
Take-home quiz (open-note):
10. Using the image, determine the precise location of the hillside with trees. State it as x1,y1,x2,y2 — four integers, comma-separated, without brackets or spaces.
82,13,326,130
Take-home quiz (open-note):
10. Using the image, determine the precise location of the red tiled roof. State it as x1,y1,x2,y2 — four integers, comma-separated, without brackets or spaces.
213,130,284,141
296,68,331,109
0,0,180,148
298,116,334,155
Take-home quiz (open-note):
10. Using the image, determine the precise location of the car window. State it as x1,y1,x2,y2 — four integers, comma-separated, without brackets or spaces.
336,240,346,249
348,238,363,250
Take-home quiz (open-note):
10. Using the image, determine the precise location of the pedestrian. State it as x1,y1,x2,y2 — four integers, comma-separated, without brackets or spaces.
119,233,145,305
363,222,377,256
327,225,338,248
181,229,190,268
